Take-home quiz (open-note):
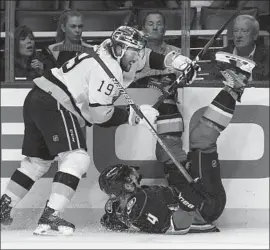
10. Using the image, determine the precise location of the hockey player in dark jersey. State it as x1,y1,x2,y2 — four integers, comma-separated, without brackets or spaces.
98,52,256,234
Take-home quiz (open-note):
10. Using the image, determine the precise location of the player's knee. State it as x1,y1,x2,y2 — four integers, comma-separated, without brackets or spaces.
155,134,187,163
19,157,52,181
188,151,220,174
201,187,226,222
189,121,218,152
58,149,91,178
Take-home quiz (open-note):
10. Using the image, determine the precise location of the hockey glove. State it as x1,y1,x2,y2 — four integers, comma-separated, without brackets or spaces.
100,213,129,231
177,179,205,212
164,51,201,85
128,104,159,126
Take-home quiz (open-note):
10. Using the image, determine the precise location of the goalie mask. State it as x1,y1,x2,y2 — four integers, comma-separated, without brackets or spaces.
99,164,142,197
111,26,147,60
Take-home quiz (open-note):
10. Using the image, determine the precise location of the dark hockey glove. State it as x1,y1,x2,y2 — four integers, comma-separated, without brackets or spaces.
100,213,129,232
178,179,205,212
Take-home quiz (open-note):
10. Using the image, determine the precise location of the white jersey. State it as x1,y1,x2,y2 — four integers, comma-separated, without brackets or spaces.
34,45,123,126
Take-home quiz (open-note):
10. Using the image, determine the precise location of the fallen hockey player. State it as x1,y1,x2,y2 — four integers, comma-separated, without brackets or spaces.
98,52,256,234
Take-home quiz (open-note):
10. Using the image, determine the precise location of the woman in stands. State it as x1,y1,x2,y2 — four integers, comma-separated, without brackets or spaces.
42,9,92,69
0,25,45,81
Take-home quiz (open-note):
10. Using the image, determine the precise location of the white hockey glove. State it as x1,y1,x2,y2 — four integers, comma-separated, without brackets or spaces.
164,51,201,85
128,104,159,126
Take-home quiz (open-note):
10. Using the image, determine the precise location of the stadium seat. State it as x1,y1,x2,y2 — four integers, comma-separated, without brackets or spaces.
137,8,197,30
0,0,5,10
0,11,5,31
16,0,59,10
69,0,108,10
16,11,61,31
81,10,133,31
200,7,258,38
258,13,270,32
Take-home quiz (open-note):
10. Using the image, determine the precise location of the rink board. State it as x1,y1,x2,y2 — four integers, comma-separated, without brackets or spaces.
1,87,269,228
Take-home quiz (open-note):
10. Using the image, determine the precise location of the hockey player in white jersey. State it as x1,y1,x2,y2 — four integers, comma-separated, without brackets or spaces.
0,26,199,236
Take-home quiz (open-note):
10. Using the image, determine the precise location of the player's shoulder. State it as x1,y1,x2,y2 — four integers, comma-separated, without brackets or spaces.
124,189,147,220
105,197,120,214
81,41,94,48
97,50,123,82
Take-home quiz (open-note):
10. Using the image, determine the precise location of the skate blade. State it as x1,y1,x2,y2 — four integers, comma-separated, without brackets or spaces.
33,224,74,236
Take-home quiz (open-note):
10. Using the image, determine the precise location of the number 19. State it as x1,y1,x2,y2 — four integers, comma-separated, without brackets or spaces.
97,81,114,96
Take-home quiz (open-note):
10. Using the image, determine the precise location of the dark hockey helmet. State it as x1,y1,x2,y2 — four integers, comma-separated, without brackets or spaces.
99,164,142,196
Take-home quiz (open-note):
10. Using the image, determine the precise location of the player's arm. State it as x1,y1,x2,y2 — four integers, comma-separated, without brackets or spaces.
97,106,129,127
100,198,129,231
146,50,200,85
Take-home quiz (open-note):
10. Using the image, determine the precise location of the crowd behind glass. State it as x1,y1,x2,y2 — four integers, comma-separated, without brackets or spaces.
0,0,269,84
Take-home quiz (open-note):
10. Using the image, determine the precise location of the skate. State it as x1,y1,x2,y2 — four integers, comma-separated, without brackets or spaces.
0,194,13,225
215,51,256,89
33,203,75,236
215,51,256,102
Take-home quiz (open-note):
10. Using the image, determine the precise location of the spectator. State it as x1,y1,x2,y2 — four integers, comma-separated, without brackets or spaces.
0,25,46,81
42,9,92,69
211,15,269,81
133,10,182,82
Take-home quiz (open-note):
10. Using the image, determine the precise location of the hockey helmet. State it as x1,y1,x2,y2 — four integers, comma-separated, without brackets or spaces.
99,164,142,196
111,26,146,59
111,26,146,50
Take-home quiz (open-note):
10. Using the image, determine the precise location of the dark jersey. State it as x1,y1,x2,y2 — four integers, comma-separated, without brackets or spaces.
103,185,179,234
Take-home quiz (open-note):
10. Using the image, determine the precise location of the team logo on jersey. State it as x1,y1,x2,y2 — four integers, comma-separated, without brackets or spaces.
212,160,217,168
105,199,113,214
52,135,59,142
126,197,136,215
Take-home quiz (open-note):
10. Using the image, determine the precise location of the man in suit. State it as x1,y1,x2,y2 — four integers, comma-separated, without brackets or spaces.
209,14,269,81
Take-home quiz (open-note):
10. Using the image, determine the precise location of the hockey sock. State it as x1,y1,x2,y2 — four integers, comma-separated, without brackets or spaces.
202,88,236,132
5,169,35,207
47,171,80,211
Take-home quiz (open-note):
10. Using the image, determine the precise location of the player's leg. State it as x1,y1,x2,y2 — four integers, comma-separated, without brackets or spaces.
0,88,54,225
155,102,187,189
29,87,90,235
188,54,256,222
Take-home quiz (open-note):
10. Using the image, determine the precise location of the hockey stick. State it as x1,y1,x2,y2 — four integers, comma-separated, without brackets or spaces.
152,0,249,109
52,44,194,182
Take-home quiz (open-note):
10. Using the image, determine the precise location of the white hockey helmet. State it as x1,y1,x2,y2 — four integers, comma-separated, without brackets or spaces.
111,26,146,59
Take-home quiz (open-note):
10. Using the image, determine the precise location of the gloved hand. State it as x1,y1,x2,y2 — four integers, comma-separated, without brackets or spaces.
100,213,129,231
128,104,159,126
164,51,201,85
177,178,205,212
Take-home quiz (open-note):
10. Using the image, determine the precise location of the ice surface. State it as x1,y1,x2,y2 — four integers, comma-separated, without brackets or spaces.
1,227,269,249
